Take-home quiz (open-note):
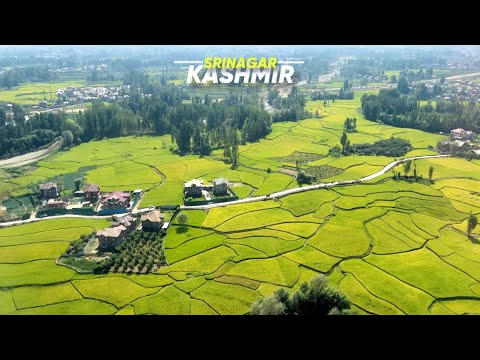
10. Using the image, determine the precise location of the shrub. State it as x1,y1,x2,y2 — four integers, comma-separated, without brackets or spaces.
250,274,352,315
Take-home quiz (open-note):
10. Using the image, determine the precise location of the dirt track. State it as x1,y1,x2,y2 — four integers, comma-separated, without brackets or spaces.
0,140,61,169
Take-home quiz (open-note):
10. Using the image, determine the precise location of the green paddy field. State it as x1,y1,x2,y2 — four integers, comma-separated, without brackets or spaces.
1,92,480,314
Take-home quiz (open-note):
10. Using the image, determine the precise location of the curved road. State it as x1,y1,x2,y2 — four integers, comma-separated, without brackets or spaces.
181,154,450,210
0,154,450,227
0,140,61,169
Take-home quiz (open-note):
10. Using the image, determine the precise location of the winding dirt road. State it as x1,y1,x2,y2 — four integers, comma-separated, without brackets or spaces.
0,140,61,169
181,154,450,210
0,154,450,227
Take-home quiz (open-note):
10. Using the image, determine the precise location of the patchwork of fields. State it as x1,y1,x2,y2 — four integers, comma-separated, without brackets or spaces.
1,169,479,314
1,92,479,314
0,80,121,105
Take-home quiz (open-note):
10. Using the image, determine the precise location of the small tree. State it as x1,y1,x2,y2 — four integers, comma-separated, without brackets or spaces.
340,130,348,154
74,178,82,191
61,130,74,148
250,296,285,315
403,159,412,177
468,213,478,237
428,166,434,181
178,212,188,226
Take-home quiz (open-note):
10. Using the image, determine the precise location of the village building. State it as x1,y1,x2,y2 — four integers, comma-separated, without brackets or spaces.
83,184,101,200
451,128,465,139
451,128,475,140
468,149,480,159
112,214,136,232
39,182,58,199
100,191,131,210
464,131,476,140
184,179,205,197
212,177,230,196
452,140,471,152
140,210,165,231
45,199,67,209
96,225,127,249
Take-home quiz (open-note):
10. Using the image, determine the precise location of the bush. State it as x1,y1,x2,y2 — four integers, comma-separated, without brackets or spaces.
250,274,352,315
21,212,31,220
352,137,411,157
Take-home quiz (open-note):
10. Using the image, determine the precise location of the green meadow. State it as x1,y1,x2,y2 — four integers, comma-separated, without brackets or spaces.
1,91,479,314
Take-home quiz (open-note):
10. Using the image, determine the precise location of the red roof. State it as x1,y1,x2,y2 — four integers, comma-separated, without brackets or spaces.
451,128,465,132
101,191,131,202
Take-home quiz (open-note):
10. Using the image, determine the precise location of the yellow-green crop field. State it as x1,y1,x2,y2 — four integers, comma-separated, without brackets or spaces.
1,92,480,314
0,80,120,105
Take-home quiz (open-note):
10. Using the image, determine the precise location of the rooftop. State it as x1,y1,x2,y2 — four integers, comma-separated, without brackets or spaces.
101,191,131,202
141,210,165,223
96,225,126,238
213,177,230,186
185,179,204,188
39,182,57,190
83,184,100,192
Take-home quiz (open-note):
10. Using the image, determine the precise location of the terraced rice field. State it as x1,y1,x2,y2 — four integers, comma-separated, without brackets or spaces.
1,93,479,315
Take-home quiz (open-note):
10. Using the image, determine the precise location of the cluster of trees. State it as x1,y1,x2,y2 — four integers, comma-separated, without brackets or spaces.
271,86,310,122
64,232,96,255
106,230,166,273
0,108,82,157
344,117,357,132
2,77,275,158
399,69,434,82
361,89,480,133
353,137,412,157
250,274,352,315
310,81,354,104
76,87,272,156
0,66,57,88
338,79,354,100
302,56,330,83
393,160,431,182
87,70,116,82
330,133,411,158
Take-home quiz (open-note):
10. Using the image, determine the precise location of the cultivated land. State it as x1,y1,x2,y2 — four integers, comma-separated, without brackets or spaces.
0,80,121,105
1,91,480,314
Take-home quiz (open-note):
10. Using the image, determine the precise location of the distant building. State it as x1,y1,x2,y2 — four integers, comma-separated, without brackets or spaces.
212,177,230,196
140,210,165,231
39,182,58,199
453,140,470,150
39,100,48,108
100,192,131,210
184,179,204,197
464,131,475,140
451,128,476,140
112,214,136,232
96,225,127,249
469,149,480,159
45,199,67,209
83,184,101,200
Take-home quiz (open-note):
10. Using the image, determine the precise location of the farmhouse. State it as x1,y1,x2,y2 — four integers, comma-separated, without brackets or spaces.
140,210,165,231
450,128,475,140
451,128,465,139
96,225,127,249
469,149,480,159
45,199,67,209
100,191,131,210
112,214,136,232
39,182,58,199
213,177,230,196
83,184,101,200
184,179,205,197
